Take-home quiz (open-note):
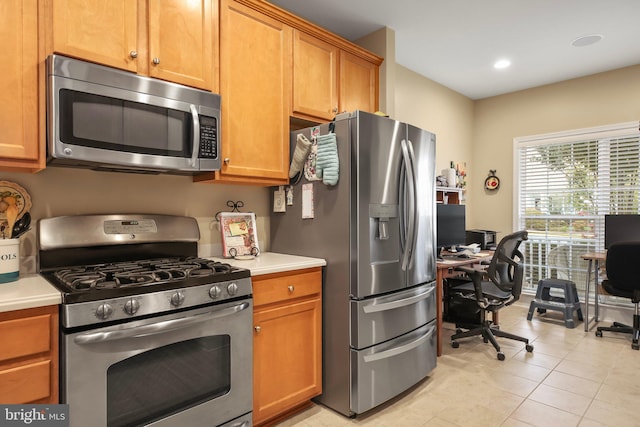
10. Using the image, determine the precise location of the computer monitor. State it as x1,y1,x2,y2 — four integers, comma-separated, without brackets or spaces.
436,204,466,257
605,214,640,249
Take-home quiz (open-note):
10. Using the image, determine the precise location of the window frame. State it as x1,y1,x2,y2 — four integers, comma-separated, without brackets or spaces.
513,121,640,293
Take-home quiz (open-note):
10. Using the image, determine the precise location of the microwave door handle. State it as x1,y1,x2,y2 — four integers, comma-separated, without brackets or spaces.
189,104,200,168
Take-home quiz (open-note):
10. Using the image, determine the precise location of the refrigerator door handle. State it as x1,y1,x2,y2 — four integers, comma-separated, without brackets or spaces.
362,285,435,313
362,324,436,362
400,139,417,271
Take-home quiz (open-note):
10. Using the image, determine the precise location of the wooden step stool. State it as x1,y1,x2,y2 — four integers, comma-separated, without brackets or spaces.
527,278,583,329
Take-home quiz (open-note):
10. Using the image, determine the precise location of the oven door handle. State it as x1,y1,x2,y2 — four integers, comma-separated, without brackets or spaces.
74,301,250,345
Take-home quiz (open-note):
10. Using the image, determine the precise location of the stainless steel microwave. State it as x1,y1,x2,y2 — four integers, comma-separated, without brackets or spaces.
46,55,221,174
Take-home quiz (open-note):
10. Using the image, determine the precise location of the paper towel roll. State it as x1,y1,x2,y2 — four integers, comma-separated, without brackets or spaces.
442,168,457,188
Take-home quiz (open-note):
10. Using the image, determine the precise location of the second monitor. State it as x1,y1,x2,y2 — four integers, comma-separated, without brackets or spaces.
436,204,466,258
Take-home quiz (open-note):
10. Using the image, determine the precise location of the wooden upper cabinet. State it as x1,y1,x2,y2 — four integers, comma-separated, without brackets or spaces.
196,0,291,185
339,50,379,115
50,0,138,72
0,0,44,172
49,0,214,90
291,31,381,122
147,0,214,89
292,30,338,122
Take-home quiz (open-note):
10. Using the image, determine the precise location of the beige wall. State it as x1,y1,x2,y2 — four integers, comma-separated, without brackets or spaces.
2,168,269,273
472,64,640,239
357,27,396,118
393,66,475,218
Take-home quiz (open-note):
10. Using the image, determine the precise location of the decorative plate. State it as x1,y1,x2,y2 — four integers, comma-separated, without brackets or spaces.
0,180,32,221
484,170,500,191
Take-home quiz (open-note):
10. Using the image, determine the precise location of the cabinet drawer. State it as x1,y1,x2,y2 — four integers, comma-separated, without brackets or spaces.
0,360,51,403
253,268,322,307
0,315,51,362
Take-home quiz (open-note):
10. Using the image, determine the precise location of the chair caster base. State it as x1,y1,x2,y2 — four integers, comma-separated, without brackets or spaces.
526,344,534,352
633,342,639,350
497,352,505,361
451,341,459,348
595,330,603,337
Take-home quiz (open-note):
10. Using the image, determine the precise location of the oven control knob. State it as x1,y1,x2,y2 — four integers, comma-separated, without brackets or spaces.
209,285,221,299
227,282,238,296
95,303,113,320
170,291,185,307
123,298,140,315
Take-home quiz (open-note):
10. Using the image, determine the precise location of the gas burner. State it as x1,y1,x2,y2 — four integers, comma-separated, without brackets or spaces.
52,257,238,292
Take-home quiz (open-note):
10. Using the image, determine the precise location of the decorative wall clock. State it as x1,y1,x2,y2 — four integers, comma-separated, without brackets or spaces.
484,170,500,191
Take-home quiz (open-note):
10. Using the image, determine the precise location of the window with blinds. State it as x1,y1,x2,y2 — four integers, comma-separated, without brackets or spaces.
514,121,640,293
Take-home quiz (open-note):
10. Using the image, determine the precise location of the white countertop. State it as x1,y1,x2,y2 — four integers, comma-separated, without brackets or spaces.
209,252,326,276
0,274,62,313
0,253,325,313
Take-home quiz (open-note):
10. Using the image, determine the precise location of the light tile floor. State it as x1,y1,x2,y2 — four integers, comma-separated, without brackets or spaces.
274,302,640,427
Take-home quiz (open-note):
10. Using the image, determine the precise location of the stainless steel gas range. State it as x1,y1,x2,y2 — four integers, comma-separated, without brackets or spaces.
37,214,252,427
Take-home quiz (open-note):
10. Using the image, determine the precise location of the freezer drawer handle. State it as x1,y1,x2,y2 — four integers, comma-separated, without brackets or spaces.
363,325,435,363
74,301,250,345
362,286,435,314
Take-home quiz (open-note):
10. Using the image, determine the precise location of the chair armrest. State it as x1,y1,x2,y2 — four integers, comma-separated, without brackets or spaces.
453,266,490,309
455,265,488,276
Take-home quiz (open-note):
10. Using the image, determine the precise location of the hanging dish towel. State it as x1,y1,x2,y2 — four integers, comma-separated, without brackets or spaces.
315,133,339,186
304,138,321,181
289,133,312,178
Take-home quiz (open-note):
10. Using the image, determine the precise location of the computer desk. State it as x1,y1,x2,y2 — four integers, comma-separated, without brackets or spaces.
436,251,493,356
582,251,606,332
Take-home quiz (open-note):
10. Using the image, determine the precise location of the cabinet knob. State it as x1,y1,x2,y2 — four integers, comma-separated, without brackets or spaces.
254,326,261,333
129,50,138,58
288,285,294,293
152,57,160,65
332,107,338,113
224,158,230,164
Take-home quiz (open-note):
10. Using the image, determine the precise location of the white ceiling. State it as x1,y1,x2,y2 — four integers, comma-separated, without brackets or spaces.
267,0,640,100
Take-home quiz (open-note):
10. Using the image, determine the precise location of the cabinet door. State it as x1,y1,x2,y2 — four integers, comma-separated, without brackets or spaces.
0,0,43,172
292,30,338,121
51,0,138,72
217,0,291,183
148,0,214,90
0,306,59,404
253,296,322,425
339,50,378,114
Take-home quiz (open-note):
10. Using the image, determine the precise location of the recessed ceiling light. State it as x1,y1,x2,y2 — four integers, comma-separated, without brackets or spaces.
494,59,511,69
571,34,603,47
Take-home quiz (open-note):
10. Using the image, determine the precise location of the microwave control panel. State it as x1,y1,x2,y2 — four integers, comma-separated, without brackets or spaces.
199,116,218,159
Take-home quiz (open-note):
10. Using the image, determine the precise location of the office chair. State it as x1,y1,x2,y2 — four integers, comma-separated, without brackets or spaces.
449,230,534,360
595,241,640,350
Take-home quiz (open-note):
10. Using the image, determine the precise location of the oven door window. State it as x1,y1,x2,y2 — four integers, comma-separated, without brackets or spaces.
107,335,230,427
59,89,192,158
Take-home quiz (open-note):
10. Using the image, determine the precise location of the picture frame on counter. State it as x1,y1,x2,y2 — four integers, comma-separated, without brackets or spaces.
219,212,260,259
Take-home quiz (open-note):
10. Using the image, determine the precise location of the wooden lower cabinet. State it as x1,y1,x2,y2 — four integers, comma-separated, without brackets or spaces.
252,268,322,426
0,305,59,404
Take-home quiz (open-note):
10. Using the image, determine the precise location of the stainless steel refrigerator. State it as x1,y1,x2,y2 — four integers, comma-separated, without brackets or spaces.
270,110,437,417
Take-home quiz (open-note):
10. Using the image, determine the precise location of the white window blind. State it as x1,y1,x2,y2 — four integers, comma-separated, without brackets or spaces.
514,121,640,292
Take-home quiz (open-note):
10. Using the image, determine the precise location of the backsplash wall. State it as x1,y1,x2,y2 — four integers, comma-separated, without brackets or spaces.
2,167,270,274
